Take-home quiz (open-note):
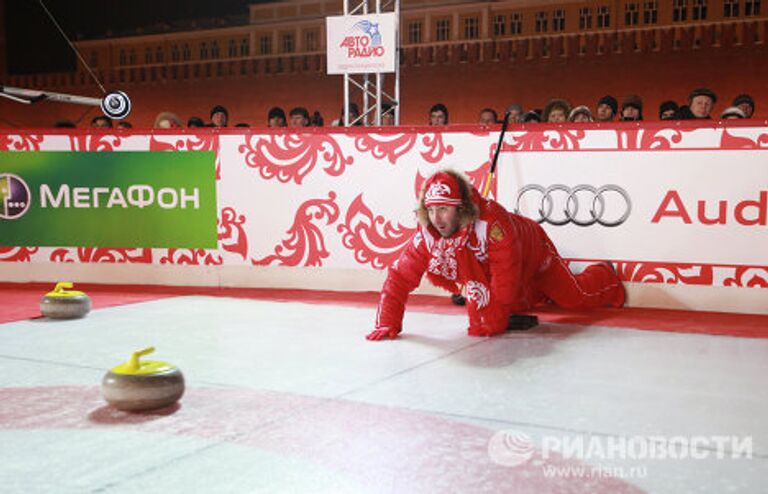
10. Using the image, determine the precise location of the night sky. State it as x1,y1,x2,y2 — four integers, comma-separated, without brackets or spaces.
5,0,269,74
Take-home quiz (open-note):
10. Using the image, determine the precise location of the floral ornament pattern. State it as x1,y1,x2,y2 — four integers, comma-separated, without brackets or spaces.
0,134,44,151
337,194,415,270
49,247,153,264
239,134,353,184
253,192,340,267
0,247,39,262
354,133,418,165
69,134,122,152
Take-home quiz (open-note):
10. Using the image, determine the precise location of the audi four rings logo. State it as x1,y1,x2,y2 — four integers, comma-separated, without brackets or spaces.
515,184,632,227
0,173,32,220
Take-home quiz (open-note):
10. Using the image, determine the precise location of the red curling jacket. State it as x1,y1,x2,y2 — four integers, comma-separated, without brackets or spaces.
376,189,553,336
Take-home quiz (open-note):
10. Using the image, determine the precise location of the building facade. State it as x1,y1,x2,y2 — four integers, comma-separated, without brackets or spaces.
2,0,766,126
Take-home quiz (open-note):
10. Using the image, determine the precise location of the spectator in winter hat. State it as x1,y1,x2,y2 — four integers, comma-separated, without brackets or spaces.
620,95,643,121
687,88,717,119
720,106,746,119
732,94,755,119
595,95,618,122
568,105,594,122
659,101,679,120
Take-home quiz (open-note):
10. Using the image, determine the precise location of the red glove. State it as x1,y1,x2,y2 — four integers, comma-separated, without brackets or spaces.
366,327,401,341
467,305,508,337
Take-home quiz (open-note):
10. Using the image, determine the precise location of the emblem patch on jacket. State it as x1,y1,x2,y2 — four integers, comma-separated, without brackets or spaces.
489,223,505,243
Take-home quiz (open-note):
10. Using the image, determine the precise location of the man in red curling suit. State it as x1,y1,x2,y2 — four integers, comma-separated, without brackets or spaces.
366,170,625,340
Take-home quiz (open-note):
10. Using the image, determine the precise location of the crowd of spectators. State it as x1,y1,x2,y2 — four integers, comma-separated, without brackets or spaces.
50,88,755,129
483,89,755,125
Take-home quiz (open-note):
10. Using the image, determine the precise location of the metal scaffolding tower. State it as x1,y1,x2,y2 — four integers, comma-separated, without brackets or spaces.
341,0,400,126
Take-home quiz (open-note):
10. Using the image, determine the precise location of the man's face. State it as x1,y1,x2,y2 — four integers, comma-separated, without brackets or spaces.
690,96,713,118
478,111,496,125
622,106,640,120
427,205,461,238
268,116,286,127
211,112,228,127
290,114,308,127
508,109,522,123
548,108,567,123
596,104,614,122
736,102,753,118
429,110,447,126
92,118,111,128
381,112,395,126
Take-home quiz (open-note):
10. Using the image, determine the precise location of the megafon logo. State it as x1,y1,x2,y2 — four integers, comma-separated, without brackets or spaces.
339,20,385,57
0,173,32,220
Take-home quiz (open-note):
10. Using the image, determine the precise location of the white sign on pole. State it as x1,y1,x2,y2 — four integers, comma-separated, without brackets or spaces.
326,13,397,74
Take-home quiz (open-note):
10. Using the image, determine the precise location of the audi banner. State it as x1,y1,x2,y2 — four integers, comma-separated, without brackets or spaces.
495,150,766,266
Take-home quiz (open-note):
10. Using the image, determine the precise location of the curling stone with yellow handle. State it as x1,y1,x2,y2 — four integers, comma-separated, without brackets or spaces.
102,347,185,412
39,282,92,319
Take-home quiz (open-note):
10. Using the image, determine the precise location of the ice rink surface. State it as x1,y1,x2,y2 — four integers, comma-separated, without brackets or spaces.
1,294,766,493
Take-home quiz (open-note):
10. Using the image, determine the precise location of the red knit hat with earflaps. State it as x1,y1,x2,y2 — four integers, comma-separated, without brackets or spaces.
423,171,462,207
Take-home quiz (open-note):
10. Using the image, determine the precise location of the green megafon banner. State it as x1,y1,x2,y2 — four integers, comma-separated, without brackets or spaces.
0,151,218,248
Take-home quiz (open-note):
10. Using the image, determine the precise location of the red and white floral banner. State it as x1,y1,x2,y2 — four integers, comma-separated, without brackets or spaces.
1,122,766,299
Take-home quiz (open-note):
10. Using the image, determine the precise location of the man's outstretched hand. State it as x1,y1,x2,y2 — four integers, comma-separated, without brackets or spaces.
366,327,401,341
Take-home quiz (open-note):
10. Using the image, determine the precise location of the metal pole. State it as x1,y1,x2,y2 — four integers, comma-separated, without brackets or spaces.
394,0,400,125
375,0,383,125
362,0,369,126
344,75,350,126
1,86,102,107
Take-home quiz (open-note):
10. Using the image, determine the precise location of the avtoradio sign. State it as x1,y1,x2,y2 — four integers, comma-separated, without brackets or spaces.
326,13,397,74
0,151,217,248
